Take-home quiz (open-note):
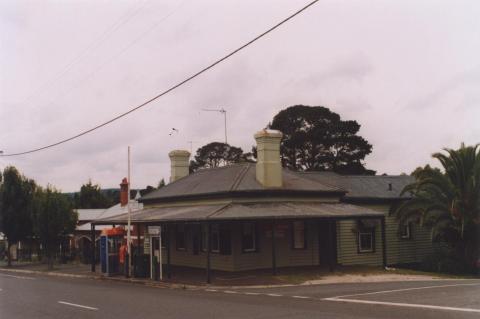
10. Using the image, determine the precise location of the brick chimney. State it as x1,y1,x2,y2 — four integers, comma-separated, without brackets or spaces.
169,150,190,183
254,129,283,188
120,177,129,206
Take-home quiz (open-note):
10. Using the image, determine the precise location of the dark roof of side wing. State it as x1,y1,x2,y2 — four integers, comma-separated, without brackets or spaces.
299,172,414,200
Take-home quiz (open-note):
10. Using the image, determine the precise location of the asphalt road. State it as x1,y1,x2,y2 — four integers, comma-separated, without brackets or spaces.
1,270,479,319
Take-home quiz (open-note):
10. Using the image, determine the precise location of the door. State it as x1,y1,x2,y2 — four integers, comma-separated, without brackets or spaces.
318,220,337,268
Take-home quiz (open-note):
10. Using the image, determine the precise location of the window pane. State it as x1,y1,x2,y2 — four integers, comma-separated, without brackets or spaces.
400,224,411,239
176,224,185,250
359,231,373,252
201,225,207,251
242,222,256,252
293,221,305,249
211,224,220,252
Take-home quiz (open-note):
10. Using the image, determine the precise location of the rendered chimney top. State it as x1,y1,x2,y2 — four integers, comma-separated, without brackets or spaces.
254,129,283,139
169,150,190,157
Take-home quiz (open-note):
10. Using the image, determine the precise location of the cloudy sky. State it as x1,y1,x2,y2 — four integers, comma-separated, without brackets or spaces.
0,0,479,192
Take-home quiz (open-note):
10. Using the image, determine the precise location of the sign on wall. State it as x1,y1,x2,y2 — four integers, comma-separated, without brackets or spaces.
144,237,150,255
148,226,161,235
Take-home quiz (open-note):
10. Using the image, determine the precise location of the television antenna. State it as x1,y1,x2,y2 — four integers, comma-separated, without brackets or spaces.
201,108,227,144
187,140,199,154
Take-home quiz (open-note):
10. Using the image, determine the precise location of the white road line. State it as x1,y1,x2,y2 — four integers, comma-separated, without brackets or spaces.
292,295,310,299
0,273,35,280
58,301,98,311
330,282,480,299
205,289,218,292
244,292,260,296
223,290,239,294
323,297,480,314
267,293,282,297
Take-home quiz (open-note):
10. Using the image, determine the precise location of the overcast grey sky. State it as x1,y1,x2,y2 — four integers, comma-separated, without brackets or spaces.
1,0,479,192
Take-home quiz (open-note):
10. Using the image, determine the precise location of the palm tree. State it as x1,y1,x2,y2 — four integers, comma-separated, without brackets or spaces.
394,143,480,271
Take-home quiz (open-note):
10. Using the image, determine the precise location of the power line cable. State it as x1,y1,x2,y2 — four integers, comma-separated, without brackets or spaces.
0,0,319,157
9,0,151,109
28,0,187,117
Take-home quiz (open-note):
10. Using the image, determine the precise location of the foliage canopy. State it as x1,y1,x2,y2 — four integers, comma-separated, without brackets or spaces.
394,143,480,272
269,105,374,174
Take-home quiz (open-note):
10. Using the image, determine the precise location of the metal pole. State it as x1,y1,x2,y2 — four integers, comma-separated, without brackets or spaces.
272,220,277,276
90,224,96,272
127,146,132,277
150,235,153,280
223,110,227,144
381,216,387,268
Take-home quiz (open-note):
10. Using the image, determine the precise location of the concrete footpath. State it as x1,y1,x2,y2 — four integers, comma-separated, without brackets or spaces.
0,261,468,290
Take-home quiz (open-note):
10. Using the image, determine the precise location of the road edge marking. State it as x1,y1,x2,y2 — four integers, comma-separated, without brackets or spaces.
323,297,480,313
330,282,480,299
0,273,35,280
58,301,98,311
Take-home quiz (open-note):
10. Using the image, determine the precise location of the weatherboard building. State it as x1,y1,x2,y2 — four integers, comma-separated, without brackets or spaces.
92,129,433,282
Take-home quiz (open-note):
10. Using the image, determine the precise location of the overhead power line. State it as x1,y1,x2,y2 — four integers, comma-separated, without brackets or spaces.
12,0,151,110
0,0,319,157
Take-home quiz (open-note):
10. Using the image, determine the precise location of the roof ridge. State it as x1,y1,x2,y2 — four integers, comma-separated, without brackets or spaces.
285,169,345,192
229,163,253,191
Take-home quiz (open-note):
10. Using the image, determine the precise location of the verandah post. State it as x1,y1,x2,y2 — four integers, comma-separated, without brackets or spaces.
206,222,211,284
381,216,387,268
90,224,95,272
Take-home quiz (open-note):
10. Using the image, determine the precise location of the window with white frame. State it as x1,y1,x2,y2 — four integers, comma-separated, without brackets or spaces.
176,224,186,250
161,227,166,248
242,222,256,252
400,223,411,239
201,224,208,252
211,224,220,253
292,221,306,249
358,229,374,253
200,224,220,253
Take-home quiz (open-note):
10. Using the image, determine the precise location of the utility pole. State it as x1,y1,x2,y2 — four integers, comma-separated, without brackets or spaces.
201,108,227,144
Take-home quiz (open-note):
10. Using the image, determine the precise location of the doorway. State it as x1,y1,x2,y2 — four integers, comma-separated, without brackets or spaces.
318,220,337,268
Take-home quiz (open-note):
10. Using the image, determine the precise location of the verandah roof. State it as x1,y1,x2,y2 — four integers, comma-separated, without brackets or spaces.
92,202,383,225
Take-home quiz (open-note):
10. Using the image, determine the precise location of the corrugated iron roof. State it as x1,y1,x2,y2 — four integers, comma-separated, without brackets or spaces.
75,209,106,222
300,172,414,199
93,201,383,224
141,163,344,202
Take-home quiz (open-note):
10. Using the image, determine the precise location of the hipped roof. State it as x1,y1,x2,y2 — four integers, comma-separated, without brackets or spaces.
141,163,344,203
141,163,414,203
92,201,383,225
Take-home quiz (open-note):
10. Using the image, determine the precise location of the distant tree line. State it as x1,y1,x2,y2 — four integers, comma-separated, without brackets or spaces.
0,166,77,269
67,178,166,209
